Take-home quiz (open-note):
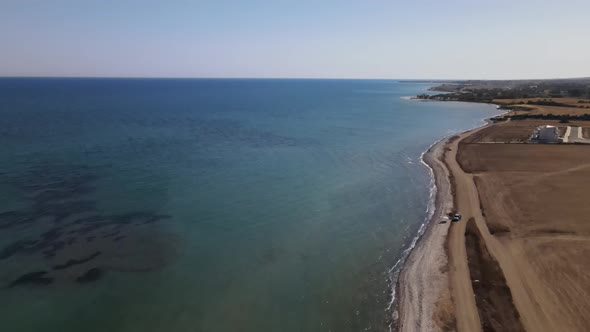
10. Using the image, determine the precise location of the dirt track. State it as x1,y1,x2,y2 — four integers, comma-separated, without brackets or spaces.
448,125,590,332
446,126,550,332
399,120,590,332
458,142,590,331
464,217,524,332
445,128,485,332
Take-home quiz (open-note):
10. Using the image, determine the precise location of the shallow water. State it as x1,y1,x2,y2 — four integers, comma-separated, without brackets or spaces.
0,78,501,331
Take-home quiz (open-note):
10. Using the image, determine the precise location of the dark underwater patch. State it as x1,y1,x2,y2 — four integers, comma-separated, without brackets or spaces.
76,268,103,283
0,163,180,288
9,271,53,288
52,251,101,270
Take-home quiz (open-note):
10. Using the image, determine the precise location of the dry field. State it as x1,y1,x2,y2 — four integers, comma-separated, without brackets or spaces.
462,122,536,143
458,142,590,331
508,105,590,116
493,97,590,116
494,97,590,107
464,217,524,332
463,119,588,143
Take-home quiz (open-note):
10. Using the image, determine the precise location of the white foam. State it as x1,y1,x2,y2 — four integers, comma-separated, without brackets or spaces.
385,135,444,313
386,130,470,332
385,108,508,327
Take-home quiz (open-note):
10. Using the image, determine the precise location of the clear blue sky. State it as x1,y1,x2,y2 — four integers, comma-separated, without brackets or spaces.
1,0,589,79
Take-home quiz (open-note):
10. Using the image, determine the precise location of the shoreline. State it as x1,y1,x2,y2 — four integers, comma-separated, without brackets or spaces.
385,135,447,327
393,117,500,331
390,96,507,331
394,88,590,330
392,132,455,332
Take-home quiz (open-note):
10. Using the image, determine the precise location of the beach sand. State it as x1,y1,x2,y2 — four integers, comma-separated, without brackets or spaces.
397,136,455,332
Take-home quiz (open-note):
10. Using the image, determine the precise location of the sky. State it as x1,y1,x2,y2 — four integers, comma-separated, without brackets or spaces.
1,0,589,79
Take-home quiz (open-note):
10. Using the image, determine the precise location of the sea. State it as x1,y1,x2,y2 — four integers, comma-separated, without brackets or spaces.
0,78,501,332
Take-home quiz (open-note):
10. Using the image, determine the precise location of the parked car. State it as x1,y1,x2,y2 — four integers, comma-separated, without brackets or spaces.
452,213,462,222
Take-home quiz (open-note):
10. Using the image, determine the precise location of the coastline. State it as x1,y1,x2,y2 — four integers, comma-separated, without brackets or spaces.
393,133,455,332
393,99,510,331
385,135,446,328
397,86,590,331
390,96,505,332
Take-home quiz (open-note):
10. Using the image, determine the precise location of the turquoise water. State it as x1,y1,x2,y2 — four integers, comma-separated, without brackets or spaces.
0,79,500,331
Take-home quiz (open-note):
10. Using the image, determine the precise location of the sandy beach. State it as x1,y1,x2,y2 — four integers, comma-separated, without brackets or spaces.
398,116,590,332
396,135,456,332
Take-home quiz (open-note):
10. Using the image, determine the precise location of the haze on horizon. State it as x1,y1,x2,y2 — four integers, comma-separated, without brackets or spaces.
1,0,589,80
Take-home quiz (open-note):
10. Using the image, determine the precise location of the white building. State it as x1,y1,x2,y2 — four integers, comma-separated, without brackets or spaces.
534,125,559,143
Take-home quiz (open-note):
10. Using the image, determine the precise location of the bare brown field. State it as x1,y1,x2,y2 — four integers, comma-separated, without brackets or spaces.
584,127,590,138
462,120,590,144
493,98,590,116
464,218,524,332
494,97,590,107
458,144,590,172
508,105,590,116
462,122,534,143
458,142,590,331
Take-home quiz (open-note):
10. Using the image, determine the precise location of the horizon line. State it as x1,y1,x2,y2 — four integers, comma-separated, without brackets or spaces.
1,75,589,81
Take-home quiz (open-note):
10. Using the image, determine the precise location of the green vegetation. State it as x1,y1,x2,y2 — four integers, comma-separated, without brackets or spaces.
492,113,590,123
417,78,590,103
525,99,570,107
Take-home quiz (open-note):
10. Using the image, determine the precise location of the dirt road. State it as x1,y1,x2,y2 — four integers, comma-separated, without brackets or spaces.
459,142,590,331
400,120,590,332
445,129,483,332
446,129,562,332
